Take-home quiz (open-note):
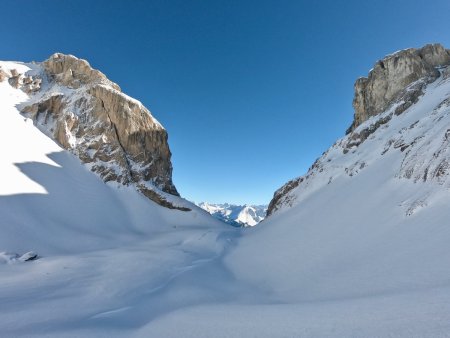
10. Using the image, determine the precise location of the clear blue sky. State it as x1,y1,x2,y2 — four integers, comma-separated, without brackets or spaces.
2,0,450,205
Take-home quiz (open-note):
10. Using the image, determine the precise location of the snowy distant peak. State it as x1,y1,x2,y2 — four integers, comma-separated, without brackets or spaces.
0,53,184,210
236,205,265,226
267,43,450,216
198,202,267,227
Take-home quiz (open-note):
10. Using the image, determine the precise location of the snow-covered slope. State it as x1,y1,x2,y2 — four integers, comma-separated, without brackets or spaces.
0,59,238,336
3,44,450,338
0,59,217,254
198,202,266,226
220,49,450,336
129,49,450,337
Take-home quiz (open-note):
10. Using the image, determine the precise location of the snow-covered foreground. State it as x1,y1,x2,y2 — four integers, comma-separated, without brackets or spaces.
0,62,239,337
2,60,450,337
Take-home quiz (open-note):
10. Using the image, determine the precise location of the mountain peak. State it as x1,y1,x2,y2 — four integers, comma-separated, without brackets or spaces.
1,54,185,209
348,43,450,133
267,43,450,217
43,53,121,90
198,202,267,226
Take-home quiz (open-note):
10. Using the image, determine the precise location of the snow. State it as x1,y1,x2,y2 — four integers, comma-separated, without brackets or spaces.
0,66,60,196
2,59,450,337
0,61,238,336
0,251,37,264
198,202,266,226
235,205,264,226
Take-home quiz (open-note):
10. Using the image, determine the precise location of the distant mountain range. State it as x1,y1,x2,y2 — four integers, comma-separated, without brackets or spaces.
197,202,267,226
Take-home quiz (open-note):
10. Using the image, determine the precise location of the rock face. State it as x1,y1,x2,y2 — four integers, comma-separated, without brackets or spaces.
2,53,184,209
42,53,120,90
267,43,450,217
348,44,450,133
266,177,303,217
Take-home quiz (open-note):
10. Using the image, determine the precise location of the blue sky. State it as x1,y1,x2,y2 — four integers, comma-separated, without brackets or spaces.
2,0,450,205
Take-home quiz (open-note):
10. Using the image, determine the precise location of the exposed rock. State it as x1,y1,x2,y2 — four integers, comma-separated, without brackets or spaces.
268,43,450,218
8,74,21,89
138,185,190,211
344,113,392,153
19,53,180,207
2,67,42,93
348,44,450,133
266,177,304,217
42,53,120,90
0,67,8,82
442,66,450,80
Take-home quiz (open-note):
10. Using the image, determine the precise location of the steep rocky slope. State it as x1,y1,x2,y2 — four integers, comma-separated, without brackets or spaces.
268,43,450,216
0,53,185,209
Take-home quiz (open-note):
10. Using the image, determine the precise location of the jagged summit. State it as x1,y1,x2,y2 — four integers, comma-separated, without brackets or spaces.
267,43,450,216
0,53,184,209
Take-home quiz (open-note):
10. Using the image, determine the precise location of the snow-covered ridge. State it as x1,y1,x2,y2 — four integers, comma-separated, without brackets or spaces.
268,62,450,217
198,202,267,226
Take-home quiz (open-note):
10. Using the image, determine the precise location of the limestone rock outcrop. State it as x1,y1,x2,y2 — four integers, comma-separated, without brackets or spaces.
7,53,183,209
348,44,450,133
42,53,121,90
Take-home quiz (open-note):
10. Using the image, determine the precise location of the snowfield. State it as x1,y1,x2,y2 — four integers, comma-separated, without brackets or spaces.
1,60,450,337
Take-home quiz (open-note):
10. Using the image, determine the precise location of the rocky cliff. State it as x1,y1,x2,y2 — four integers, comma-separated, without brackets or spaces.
348,43,450,132
0,53,187,210
267,43,450,217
